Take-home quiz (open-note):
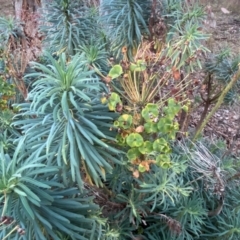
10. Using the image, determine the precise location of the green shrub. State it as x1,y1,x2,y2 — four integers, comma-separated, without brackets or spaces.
13,53,122,187
1,0,240,239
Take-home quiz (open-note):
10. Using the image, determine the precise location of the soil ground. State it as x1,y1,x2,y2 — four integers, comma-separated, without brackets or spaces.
210,2,240,54
0,1,13,16
191,2,240,155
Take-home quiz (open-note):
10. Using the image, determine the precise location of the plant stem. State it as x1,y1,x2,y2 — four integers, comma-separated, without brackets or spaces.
195,100,211,132
195,73,212,132
2,225,18,240
193,67,240,141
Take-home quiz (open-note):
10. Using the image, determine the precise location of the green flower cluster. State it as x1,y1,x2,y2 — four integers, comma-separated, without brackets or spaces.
114,98,184,172
0,77,15,110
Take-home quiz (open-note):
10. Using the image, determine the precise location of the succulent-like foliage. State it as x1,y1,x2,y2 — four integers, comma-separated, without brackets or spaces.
163,1,210,72
0,17,17,48
79,39,110,74
1,0,240,239
100,0,151,58
13,53,122,187
0,141,101,240
40,0,100,55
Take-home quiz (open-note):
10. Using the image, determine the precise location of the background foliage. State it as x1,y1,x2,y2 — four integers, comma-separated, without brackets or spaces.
0,0,240,239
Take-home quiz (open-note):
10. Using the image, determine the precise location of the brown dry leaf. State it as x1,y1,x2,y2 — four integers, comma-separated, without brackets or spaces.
140,161,151,171
133,170,140,178
103,76,112,83
135,125,144,133
145,55,150,62
122,46,127,53
221,7,230,14
131,158,142,165
172,67,181,81
121,131,130,138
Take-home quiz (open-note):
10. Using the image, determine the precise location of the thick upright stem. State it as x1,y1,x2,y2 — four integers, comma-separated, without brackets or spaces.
195,102,210,132
193,67,240,141
14,0,23,20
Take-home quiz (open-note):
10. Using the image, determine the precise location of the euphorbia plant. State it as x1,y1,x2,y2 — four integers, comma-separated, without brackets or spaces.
112,98,186,173
13,53,122,187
